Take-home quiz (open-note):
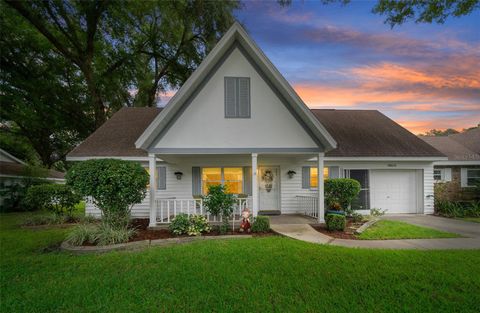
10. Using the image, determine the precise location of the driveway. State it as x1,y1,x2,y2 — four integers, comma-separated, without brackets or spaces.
381,214,480,238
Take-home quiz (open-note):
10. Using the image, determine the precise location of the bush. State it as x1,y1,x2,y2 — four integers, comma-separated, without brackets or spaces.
25,184,81,215
66,159,148,228
350,212,363,223
370,207,387,217
66,224,98,246
22,213,79,226
325,214,346,231
324,179,361,212
169,214,211,236
202,184,236,230
435,200,480,218
0,177,48,212
251,216,270,233
94,223,137,246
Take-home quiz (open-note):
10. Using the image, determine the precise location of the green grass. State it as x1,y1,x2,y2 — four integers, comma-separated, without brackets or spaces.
1,213,480,313
358,220,462,240
457,217,480,223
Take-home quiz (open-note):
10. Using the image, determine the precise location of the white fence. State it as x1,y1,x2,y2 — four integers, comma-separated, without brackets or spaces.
155,198,252,226
296,195,318,219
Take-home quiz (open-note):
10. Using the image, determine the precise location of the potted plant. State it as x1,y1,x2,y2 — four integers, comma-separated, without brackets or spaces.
287,170,296,179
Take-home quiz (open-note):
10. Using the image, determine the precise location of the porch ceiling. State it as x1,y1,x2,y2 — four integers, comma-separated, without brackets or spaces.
155,153,320,164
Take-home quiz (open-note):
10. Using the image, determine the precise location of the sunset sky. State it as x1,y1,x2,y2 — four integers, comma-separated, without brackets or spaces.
233,1,480,134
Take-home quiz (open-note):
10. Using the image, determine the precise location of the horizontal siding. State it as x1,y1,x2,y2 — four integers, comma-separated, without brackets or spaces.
280,165,316,214
423,165,434,214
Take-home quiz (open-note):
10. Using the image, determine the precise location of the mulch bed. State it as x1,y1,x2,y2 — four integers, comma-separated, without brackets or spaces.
312,219,367,240
128,219,273,242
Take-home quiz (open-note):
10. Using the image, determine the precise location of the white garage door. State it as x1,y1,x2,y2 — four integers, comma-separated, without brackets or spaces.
370,170,419,214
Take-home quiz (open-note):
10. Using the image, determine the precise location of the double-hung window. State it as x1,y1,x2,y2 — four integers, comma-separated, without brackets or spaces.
225,77,250,118
309,167,330,188
202,167,243,194
464,168,480,187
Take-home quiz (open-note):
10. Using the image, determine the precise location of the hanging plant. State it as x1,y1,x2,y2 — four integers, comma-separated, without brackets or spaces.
287,170,296,178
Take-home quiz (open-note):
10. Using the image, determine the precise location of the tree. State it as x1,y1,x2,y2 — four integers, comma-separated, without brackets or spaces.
4,0,240,126
421,128,460,136
0,3,93,169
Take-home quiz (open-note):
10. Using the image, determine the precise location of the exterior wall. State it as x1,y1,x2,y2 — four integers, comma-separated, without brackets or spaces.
154,48,318,150
434,165,480,202
85,158,435,217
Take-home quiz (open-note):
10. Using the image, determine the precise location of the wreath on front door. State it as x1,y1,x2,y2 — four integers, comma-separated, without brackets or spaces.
262,169,273,192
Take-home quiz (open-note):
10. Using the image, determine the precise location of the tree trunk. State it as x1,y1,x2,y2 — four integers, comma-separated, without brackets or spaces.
83,67,106,128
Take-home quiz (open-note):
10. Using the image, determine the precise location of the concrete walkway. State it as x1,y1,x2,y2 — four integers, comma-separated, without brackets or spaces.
270,214,480,250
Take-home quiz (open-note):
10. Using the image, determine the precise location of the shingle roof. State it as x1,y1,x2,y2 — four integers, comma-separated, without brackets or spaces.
68,107,162,157
0,162,65,179
67,107,445,158
420,128,480,161
312,110,444,157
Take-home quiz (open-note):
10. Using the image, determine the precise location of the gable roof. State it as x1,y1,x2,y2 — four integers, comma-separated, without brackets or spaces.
312,110,444,157
420,128,480,161
68,107,162,158
67,108,445,159
135,22,337,152
0,161,65,180
0,148,26,164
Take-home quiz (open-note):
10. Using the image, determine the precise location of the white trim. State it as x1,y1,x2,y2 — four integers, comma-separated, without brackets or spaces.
317,152,325,223
0,148,26,165
0,174,65,182
148,154,157,227
321,157,447,162
135,22,336,152
433,160,480,166
251,153,258,217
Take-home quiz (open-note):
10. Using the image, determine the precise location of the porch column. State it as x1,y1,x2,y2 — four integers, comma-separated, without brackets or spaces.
317,152,325,223
148,153,157,227
251,153,258,217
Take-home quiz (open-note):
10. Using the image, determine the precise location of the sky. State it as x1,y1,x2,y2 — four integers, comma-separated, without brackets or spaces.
162,0,480,134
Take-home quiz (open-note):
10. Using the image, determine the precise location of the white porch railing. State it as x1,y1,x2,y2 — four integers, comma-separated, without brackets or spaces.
296,195,318,219
155,198,252,226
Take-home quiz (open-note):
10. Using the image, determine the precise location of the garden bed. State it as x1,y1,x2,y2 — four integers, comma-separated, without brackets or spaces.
312,218,367,240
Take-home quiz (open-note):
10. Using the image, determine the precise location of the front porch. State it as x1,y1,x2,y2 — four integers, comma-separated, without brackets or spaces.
147,152,326,227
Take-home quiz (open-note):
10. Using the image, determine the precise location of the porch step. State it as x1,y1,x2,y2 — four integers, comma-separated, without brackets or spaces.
258,210,281,216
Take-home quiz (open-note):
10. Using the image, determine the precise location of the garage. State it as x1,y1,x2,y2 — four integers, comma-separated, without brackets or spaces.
370,170,420,214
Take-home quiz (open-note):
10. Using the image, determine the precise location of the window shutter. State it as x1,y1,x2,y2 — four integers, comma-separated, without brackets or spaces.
224,77,236,117
460,168,468,187
328,166,340,179
302,166,310,189
238,78,250,117
157,167,166,190
243,167,252,196
192,167,201,196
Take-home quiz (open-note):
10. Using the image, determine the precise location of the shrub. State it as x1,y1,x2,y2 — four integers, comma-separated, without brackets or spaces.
350,212,364,223
66,224,98,246
251,216,270,233
325,214,346,231
202,184,236,230
187,215,211,236
25,184,81,215
169,214,190,235
324,178,361,212
0,177,48,213
22,213,79,226
94,223,137,246
370,207,387,217
169,214,211,236
66,159,148,228
435,200,480,218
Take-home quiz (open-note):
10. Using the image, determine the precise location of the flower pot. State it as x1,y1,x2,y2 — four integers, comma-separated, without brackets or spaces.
326,210,346,216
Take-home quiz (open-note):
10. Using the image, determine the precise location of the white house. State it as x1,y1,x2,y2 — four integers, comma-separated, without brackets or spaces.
67,22,446,226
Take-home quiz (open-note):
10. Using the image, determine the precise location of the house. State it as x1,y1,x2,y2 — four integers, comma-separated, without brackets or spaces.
421,128,480,201
67,22,445,226
0,148,65,208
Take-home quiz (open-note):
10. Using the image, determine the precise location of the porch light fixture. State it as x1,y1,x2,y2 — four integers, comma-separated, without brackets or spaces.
174,171,183,180
287,170,296,179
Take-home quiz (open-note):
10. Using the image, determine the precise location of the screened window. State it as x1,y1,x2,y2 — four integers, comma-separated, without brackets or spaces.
347,169,370,211
202,167,243,194
310,167,329,188
225,77,250,118
433,169,443,181
466,169,480,187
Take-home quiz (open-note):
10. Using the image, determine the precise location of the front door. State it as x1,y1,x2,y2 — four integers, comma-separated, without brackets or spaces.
259,167,280,211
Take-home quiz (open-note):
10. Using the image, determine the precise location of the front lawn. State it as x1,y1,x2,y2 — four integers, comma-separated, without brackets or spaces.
358,220,462,240
1,213,480,313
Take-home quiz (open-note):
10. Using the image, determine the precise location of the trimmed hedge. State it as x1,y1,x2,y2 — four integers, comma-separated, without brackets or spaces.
325,214,346,231
252,216,270,233
25,184,81,215
324,178,361,212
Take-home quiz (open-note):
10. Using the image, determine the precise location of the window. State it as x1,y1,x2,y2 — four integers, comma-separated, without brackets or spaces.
202,167,243,194
225,77,250,118
310,167,329,188
346,169,370,211
433,169,443,181
466,169,480,187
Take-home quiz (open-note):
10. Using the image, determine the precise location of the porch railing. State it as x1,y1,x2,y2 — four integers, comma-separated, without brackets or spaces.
296,195,318,219
155,198,252,227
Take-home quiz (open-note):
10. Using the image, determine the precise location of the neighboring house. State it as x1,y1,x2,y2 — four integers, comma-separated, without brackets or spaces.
421,128,480,201
67,23,445,226
0,148,65,207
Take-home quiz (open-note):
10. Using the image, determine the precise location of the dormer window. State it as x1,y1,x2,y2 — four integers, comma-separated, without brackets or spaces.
224,77,250,118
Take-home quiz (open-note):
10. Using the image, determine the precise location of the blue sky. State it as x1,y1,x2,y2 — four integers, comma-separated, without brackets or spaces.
233,0,480,133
